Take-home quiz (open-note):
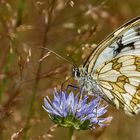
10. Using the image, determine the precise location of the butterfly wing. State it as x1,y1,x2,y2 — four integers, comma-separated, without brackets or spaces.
94,55,140,115
84,16,140,74
76,16,140,115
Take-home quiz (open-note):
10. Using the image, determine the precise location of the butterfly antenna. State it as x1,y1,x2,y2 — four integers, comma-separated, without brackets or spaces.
67,54,78,68
41,47,76,67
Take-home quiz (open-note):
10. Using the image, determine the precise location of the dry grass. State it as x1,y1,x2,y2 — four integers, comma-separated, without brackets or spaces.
0,0,140,140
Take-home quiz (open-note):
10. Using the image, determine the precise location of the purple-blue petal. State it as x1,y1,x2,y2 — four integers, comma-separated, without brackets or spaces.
43,97,62,116
43,87,112,128
66,92,75,114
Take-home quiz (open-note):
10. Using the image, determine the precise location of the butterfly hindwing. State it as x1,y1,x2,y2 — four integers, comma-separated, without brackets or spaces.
94,55,140,115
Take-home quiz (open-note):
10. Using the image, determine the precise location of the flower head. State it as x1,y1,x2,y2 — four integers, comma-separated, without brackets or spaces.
43,88,112,130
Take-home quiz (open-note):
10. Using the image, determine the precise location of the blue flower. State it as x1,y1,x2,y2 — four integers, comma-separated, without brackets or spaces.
43,88,112,130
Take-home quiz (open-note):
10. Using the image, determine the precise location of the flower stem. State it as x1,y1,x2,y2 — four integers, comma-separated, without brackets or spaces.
69,127,74,140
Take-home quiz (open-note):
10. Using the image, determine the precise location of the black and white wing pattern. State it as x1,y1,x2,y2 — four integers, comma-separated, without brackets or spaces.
75,16,140,115
94,55,140,115
84,16,140,73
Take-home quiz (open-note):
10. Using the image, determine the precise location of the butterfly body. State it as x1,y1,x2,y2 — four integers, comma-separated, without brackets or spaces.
74,16,140,115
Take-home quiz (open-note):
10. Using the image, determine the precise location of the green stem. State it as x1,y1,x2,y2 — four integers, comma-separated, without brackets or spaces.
69,127,74,140
16,0,25,27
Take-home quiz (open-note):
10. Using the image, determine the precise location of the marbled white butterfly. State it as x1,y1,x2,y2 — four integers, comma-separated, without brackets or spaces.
74,16,140,116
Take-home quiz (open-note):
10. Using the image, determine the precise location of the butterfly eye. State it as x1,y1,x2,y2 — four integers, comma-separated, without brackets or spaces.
72,68,80,77
76,69,80,77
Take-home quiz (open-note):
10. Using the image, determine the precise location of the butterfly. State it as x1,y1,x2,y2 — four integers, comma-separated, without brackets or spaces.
74,16,140,116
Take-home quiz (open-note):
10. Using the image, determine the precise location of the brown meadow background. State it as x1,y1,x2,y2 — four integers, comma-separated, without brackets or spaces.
0,0,140,140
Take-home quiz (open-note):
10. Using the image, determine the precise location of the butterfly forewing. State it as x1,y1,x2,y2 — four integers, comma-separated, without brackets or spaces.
94,55,140,115
84,16,140,73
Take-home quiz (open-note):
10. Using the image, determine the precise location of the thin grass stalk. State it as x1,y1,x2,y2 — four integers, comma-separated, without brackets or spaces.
0,0,25,101
23,0,57,139
0,0,25,139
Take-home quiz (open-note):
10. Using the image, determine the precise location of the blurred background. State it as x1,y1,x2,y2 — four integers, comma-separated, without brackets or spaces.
0,0,140,140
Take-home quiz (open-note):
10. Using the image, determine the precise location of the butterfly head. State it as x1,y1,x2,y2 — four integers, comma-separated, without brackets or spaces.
73,67,89,87
72,66,88,80
73,66,101,95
